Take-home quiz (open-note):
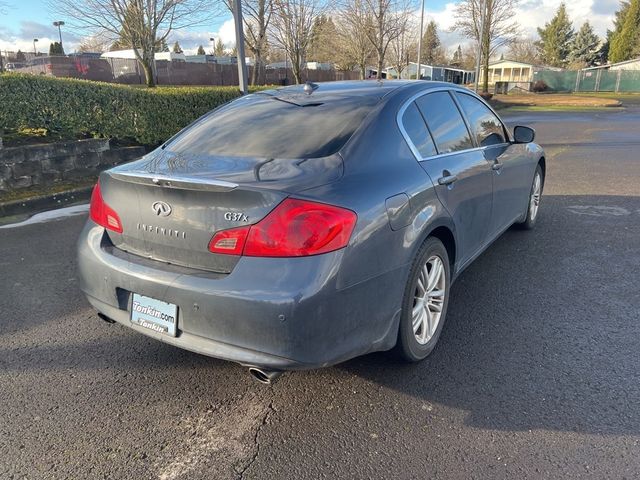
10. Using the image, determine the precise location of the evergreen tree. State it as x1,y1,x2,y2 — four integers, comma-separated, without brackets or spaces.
451,45,463,66
48,42,65,55
536,3,575,67
156,39,169,52
214,38,225,56
609,0,640,63
196,45,206,55
172,41,183,53
568,22,600,67
16,50,26,61
421,20,440,65
308,15,338,63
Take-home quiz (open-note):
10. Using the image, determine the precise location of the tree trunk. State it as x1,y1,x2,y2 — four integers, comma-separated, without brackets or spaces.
377,56,384,80
359,64,366,79
481,10,491,93
292,59,302,84
481,40,490,93
251,55,259,85
142,60,155,88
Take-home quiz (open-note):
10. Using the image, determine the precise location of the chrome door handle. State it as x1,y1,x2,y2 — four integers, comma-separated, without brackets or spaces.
492,162,503,171
438,175,458,186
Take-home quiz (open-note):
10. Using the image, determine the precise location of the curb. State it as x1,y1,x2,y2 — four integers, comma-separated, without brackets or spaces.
0,186,93,219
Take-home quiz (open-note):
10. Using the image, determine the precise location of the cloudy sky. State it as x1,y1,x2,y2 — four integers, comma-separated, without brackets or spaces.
0,0,619,55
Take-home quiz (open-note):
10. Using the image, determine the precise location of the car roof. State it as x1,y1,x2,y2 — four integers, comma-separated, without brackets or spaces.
259,80,459,106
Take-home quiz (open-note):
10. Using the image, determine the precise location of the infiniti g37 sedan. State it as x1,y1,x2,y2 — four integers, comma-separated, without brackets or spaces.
78,80,545,383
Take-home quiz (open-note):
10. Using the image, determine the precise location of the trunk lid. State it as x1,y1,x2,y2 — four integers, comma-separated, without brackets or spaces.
98,150,343,273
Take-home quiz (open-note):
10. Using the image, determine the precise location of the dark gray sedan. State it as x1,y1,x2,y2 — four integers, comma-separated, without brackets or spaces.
78,80,545,383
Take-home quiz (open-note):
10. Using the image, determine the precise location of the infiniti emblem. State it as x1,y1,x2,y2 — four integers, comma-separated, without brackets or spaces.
152,201,172,217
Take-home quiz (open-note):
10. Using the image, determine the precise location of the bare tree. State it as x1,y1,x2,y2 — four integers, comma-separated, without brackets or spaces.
53,0,218,87
224,0,273,85
453,0,520,92
77,34,111,53
363,0,415,79
388,17,416,78
507,37,541,64
334,0,375,78
270,0,326,84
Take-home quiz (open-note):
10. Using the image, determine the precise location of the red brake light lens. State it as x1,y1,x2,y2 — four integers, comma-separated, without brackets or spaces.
208,226,250,255
89,182,123,233
208,199,357,257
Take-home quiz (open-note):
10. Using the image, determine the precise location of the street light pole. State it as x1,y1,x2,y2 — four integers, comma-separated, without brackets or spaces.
416,0,425,80
209,37,215,56
33,38,39,56
53,21,65,53
232,0,248,94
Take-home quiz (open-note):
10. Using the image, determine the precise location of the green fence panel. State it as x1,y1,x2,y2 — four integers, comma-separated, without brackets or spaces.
577,71,597,91
599,71,618,91
618,70,640,92
533,70,578,91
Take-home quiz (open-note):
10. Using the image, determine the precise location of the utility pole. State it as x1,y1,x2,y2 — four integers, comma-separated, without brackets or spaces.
416,0,425,80
53,21,65,53
474,1,485,93
232,0,248,94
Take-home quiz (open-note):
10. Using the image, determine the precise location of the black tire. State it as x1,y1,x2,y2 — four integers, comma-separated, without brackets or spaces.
396,237,451,362
517,165,544,230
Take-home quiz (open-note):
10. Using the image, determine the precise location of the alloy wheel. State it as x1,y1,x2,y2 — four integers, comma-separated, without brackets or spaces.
412,255,446,345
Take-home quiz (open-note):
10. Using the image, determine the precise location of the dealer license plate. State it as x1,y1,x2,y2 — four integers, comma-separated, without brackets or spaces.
130,293,178,337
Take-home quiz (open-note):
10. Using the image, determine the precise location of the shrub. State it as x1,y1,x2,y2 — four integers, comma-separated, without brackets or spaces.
532,80,549,93
0,74,269,146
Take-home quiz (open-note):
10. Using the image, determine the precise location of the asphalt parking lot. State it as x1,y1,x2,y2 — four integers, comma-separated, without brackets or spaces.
1,106,639,479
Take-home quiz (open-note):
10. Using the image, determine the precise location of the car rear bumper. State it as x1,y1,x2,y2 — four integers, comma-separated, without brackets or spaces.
77,222,404,370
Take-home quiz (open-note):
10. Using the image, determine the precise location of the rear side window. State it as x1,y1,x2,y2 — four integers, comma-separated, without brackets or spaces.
401,103,437,158
455,92,507,147
415,92,473,154
166,94,379,159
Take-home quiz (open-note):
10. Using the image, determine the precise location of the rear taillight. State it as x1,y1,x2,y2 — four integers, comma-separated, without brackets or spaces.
89,181,123,233
208,199,357,257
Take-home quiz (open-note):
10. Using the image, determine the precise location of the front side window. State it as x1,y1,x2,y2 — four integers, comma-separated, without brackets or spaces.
415,92,473,154
401,102,437,158
455,92,507,147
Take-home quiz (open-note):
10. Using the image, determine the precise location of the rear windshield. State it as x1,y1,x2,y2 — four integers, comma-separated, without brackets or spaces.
165,94,378,159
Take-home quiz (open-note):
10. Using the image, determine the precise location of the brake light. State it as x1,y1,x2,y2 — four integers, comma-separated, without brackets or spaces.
89,182,123,233
208,199,357,257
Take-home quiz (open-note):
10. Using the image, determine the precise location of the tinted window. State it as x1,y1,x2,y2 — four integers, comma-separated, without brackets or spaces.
415,92,473,154
456,93,507,147
401,103,437,158
166,94,379,159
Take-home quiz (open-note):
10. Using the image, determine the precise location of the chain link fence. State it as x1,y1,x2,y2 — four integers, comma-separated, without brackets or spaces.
9,55,361,86
533,69,640,93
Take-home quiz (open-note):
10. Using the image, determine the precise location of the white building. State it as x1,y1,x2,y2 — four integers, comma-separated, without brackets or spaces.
101,50,186,62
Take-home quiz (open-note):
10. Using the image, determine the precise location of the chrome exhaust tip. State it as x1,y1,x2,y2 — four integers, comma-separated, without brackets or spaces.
248,367,282,385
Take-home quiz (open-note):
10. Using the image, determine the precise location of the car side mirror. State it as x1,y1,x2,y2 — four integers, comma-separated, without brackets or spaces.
513,126,535,144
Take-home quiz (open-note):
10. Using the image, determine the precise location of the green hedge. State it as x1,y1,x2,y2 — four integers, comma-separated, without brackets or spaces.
0,74,268,145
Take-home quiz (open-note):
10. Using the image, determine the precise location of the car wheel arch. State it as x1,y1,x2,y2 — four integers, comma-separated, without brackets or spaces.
537,156,546,185
409,221,457,276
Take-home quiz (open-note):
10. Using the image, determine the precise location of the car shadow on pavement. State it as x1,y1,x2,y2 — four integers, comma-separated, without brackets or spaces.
338,194,640,436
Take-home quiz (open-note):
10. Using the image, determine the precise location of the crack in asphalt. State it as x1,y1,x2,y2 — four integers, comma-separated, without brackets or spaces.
236,399,275,480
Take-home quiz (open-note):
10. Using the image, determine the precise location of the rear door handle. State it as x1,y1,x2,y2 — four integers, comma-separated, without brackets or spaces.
438,174,458,186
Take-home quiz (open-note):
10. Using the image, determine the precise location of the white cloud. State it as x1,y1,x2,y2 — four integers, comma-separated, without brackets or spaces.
168,18,237,55
409,0,616,55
